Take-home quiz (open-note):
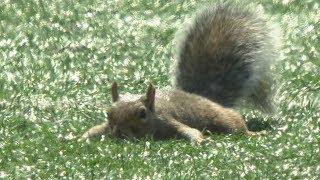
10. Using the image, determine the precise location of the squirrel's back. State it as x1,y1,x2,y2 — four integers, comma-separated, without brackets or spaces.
154,89,247,134
174,2,281,113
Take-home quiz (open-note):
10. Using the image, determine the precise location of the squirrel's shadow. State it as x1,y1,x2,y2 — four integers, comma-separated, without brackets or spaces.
246,118,274,132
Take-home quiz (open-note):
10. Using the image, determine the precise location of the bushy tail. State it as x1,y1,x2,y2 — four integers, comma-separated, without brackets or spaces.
173,1,280,113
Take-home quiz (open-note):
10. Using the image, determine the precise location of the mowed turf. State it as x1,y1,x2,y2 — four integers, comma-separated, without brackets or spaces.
0,0,319,179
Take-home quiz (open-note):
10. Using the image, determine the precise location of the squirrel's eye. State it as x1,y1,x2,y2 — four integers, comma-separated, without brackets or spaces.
139,108,147,119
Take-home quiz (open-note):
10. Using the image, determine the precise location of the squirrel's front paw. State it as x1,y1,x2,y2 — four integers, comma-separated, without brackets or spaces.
191,135,205,146
184,128,205,145
78,133,89,142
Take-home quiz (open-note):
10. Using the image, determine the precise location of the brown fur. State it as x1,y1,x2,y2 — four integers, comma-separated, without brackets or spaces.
80,83,266,145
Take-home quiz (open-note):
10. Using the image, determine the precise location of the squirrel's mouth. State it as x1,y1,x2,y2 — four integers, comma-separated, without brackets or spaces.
112,124,133,139
112,124,145,140
111,125,122,138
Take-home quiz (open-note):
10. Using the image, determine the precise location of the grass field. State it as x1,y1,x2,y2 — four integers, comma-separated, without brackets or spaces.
1,0,319,179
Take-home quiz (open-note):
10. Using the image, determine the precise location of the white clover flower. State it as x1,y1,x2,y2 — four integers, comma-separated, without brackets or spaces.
0,171,7,179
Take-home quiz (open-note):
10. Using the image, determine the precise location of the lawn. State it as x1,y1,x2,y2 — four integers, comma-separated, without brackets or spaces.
0,0,319,179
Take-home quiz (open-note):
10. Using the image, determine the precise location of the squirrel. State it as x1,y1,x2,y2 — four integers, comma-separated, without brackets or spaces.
81,83,267,145
80,2,280,144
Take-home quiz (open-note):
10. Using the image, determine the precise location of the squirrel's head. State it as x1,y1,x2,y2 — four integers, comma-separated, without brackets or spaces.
107,82,156,139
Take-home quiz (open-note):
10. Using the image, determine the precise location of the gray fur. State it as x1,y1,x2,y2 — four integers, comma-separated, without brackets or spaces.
174,2,280,112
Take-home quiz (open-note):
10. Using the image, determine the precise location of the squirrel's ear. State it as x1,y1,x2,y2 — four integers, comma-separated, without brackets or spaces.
111,82,119,102
145,83,155,111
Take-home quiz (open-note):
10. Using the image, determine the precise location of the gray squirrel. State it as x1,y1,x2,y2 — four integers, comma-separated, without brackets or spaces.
80,2,280,144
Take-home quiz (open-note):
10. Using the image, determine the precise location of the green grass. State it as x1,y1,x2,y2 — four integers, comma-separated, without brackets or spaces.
1,0,319,179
